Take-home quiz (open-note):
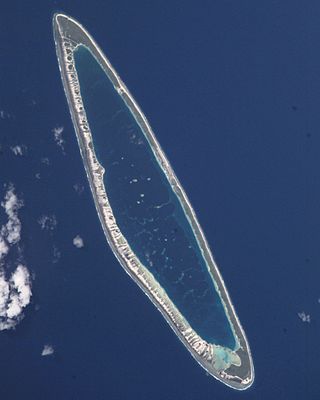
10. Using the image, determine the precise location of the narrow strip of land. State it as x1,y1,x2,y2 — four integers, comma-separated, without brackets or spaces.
53,13,254,390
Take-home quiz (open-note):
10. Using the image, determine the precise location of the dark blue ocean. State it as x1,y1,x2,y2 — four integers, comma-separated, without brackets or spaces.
0,1,319,399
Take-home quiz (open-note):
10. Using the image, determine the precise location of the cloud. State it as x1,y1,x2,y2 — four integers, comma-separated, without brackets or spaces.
0,186,32,331
40,157,50,165
38,214,57,231
298,311,311,323
1,186,23,219
6,265,32,318
52,126,65,153
0,238,9,260
73,183,84,195
41,344,54,357
1,186,23,246
0,273,9,314
11,145,27,156
0,265,32,330
52,245,61,264
0,110,12,120
73,235,84,249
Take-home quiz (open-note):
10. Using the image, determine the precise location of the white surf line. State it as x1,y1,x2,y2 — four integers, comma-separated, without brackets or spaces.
53,14,254,390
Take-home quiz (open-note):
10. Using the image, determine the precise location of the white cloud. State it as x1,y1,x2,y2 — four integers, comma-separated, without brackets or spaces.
0,273,9,313
38,214,57,231
6,266,31,319
4,217,21,245
0,265,32,330
298,311,311,323
1,186,23,246
11,145,27,156
52,126,65,153
0,186,32,331
41,344,54,356
73,235,84,249
0,238,9,260
1,186,23,219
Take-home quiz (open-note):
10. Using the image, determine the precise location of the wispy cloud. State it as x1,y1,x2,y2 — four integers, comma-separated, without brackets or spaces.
52,126,66,154
0,110,12,120
40,157,50,165
73,183,84,195
11,145,27,157
38,214,57,231
52,244,61,264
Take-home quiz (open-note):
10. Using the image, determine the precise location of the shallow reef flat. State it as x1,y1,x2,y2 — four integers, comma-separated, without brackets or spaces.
53,13,254,390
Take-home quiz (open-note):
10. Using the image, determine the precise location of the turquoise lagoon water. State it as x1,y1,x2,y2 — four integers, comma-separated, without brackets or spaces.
73,45,236,349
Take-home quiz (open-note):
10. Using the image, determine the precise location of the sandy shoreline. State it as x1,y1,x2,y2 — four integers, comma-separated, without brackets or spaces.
53,13,254,390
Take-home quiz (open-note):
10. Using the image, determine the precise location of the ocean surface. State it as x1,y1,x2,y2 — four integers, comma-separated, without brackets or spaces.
0,1,320,399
